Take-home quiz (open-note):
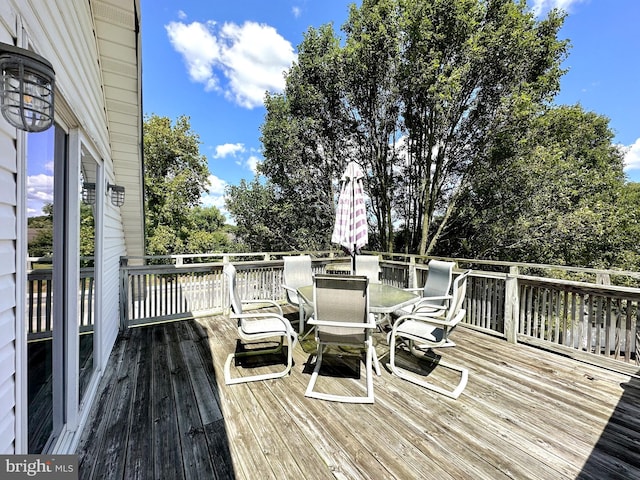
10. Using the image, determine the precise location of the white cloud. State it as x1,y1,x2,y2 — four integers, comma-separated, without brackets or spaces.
623,138,640,171
166,19,297,109
245,155,261,174
165,21,221,91
177,10,187,20
27,174,54,216
201,174,231,220
292,6,302,18
213,143,245,158
206,174,228,195
530,0,588,17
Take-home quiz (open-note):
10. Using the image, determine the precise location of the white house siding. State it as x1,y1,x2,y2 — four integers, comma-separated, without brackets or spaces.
102,207,127,364
0,0,140,452
0,5,18,454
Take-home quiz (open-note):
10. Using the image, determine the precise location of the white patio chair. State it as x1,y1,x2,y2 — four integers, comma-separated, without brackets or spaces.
355,255,380,283
223,263,298,385
282,255,314,335
393,259,455,317
305,274,381,403
387,270,471,399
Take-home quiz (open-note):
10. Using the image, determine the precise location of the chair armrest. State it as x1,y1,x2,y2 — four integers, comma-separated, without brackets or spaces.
241,299,283,316
420,294,452,302
403,287,423,293
282,285,297,293
307,318,377,330
231,312,296,334
412,302,447,314
396,308,466,329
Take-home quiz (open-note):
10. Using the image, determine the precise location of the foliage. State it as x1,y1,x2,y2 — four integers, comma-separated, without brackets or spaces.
225,177,331,252
253,0,568,254
435,105,638,268
80,203,96,265
28,203,96,262
144,114,234,254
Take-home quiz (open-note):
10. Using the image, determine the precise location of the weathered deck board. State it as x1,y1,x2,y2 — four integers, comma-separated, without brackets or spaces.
77,307,640,480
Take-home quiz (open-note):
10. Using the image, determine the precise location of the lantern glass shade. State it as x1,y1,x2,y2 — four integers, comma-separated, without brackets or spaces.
0,43,55,133
108,183,125,207
82,182,96,205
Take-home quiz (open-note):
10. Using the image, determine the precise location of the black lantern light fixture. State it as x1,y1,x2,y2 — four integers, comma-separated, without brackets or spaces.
0,42,55,132
107,182,125,207
82,182,96,205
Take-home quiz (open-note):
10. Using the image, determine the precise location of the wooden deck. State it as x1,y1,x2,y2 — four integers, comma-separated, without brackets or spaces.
76,307,640,480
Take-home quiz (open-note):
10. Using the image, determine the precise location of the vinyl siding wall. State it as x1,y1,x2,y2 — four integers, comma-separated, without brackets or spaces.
0,5,18,454
0,0,133,452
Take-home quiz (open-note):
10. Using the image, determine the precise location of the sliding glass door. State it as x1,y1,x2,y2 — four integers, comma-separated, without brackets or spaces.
26,127,102,452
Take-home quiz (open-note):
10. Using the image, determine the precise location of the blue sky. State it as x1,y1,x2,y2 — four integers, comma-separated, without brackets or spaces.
26,0,640,217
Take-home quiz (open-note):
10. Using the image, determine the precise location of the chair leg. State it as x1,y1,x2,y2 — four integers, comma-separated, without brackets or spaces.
387,335,468,399
224,334,294,385
305,345,375,403
371,344,381,376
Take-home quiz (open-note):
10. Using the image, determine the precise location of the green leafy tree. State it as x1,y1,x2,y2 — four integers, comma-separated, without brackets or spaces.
225,177,328,252
143,114,211,255
437,105,630,268
257,0,567,254
259,24,346,251
185,206,235,253
28,204,54,257
395,0,567,254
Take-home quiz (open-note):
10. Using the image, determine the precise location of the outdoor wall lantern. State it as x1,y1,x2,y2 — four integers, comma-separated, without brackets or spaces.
107,182,125,207
82,182,96,205
0,42,55,132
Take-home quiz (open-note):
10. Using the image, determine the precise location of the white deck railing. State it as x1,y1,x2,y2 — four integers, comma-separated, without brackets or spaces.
28,252,639,370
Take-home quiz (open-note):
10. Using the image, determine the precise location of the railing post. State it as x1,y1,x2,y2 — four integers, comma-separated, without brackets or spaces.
119,256,129,332
504,266,519,343
408,256,417,289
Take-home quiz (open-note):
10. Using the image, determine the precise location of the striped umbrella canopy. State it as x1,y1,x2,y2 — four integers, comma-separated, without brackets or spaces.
331,162,368,269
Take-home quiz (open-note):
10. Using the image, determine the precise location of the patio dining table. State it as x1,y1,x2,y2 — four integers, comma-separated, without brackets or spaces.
296,282,420,329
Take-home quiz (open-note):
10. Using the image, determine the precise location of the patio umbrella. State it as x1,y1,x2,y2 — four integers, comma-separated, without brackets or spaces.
331,161,368,272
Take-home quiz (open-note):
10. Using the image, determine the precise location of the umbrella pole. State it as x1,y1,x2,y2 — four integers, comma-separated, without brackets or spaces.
352,244,356,273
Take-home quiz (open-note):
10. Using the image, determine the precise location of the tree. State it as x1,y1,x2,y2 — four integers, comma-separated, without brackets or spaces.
143,114,211,255
257,0,568,254
436,105,631,268
259,24,347,251
225,177,330,252
395,0,567,254
185,206,235,253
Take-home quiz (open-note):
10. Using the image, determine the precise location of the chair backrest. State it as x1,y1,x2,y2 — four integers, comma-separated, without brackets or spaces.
223,263,243,315
446,270,471,323
422,260,455,306
283,255,313,304
355,255,380,284
313,274,369,345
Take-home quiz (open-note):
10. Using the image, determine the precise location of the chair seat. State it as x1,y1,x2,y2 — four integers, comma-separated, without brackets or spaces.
241,318,289,335
394,319,439,342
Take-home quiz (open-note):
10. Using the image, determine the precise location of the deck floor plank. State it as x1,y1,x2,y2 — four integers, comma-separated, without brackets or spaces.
77,309,640,480
151,327,185,480
123,327,153,480
77,331,128,480
165,324,217,480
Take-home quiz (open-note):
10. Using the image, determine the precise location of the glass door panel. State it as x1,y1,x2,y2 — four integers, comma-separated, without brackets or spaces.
79,147,97,405
26,127,58,453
